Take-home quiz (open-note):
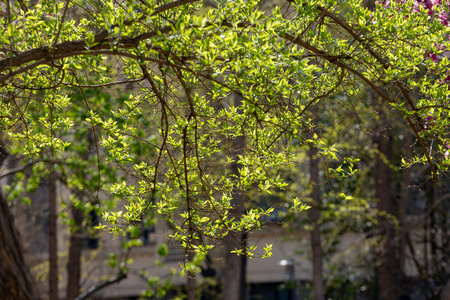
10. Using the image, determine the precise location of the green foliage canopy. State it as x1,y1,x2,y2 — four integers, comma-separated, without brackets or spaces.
1,0,450,256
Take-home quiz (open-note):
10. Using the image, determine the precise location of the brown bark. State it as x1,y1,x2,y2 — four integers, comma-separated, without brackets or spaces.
186,270,196,299
223,233,247,300
187,266,196,300
0,0,200,81
67,130,96,300
66,205,83,300
0,141,39,299
48,172,58,300
0,185,39,300
223,230,246,300
373,109,399,300
223,94,246,300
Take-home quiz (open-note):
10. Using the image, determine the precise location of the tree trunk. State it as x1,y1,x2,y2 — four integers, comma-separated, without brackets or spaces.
373,109,399,300
364,14,399,300
66,205,83,300
67,130,96,299
0,184,39,300
239,232,248,300
187,227,196,300
49,172,58,300
442,278,450,300
223,231,246,300
0,141,39,300
309,120,324,300
223,94,246,300
399,131,411,274
426,180,439,278
187,257,196,300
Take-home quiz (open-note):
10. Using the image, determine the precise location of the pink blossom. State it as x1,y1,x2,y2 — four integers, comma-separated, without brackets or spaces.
440,12,449,19
424,0,434,9
425,115,436,129
434,42,446,50
429,53,439,62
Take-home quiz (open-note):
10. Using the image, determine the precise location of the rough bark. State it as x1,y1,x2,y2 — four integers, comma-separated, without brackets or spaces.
223,94,246,300
66,205,83,300
373,109,399,300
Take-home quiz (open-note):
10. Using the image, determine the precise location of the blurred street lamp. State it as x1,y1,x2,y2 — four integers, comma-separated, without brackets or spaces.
278,259,295,300
278,259,295,280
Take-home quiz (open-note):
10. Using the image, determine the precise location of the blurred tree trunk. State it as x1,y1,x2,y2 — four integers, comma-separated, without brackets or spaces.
0,192,39,300
373,106,400,300
66,205,83,300
0,143,39,300
223,94,247,300
239,232,248,300
67,131,96,299
186,259,196,300
364,10,399,300
223,218,246,300
399,131,411,274
309,105,324,300
187,228,196,300
48,171,58,300
309,143,324,300
442,278,450,300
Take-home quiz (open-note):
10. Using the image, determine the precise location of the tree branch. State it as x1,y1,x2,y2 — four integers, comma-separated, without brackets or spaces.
0,162,35,179
283,33,439,182
74,272,127,300
316,6,421,120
